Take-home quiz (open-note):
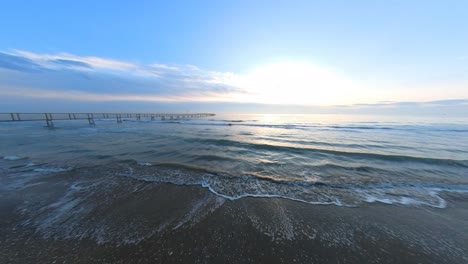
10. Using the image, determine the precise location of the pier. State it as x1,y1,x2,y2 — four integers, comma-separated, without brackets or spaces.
0,113,215,127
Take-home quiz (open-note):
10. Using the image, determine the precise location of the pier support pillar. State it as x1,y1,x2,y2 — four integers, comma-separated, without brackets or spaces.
45,113,54,127
87,113,96,126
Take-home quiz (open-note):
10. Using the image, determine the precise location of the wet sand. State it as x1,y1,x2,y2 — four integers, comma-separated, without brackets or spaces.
1,170,467,264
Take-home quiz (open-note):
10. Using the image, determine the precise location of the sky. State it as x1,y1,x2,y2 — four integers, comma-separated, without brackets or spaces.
0,0,467,115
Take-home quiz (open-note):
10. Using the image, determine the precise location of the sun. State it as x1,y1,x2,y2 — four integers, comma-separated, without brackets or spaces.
234,61,356,105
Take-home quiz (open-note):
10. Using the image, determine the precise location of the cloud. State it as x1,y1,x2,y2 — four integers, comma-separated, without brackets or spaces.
0,50,467,112
0,52,44,72
327,99,468,117
50,59,92,69
11,50,135,71
349,99,468,108
0,50,244,102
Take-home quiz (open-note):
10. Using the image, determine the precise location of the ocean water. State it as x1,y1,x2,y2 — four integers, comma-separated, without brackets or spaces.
1,113,468,209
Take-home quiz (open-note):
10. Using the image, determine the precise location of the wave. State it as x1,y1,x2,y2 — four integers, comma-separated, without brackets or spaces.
3,155,24,160
160,120,466,132
33,167,71,173
328,125,395,130
114,163,468,209
251,136,412,151
3,158,467,231
150,119,468,136
183,138,468,167
209,119,258,122
219,120,245,123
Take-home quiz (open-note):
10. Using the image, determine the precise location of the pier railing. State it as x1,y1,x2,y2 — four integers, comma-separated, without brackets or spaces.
0,113,215,127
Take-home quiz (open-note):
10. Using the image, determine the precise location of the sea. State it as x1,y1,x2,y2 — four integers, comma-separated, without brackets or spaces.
2,113,468,262
1,114,468,208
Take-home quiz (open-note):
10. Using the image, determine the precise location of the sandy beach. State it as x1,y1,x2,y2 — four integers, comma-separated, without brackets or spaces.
1,166,467,264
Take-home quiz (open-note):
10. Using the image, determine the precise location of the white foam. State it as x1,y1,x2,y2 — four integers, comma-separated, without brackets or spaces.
115,166,459,209
138,162,152,166
200,182,346,206
33,167,70,173
3,155,22,160
363,191,447,208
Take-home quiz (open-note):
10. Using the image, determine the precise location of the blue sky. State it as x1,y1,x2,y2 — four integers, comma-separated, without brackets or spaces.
1,0,467,114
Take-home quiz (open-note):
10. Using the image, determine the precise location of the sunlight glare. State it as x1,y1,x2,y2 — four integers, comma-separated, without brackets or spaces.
236,62,356,105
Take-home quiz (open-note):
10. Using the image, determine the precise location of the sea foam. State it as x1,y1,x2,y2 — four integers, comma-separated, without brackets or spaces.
3,155,22,160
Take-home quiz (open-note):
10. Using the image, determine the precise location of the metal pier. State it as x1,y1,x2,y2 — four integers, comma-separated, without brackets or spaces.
0,113,215,127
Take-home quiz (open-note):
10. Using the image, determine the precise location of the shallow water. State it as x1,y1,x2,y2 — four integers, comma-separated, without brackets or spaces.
1,114,468,208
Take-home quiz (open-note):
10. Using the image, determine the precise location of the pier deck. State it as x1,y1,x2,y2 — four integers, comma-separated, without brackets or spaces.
0,113,215,127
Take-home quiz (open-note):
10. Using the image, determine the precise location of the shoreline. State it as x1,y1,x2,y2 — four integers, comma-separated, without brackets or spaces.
1,175,467,264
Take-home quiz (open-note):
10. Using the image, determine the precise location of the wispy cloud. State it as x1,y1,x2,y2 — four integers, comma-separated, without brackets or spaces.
333,99,468,111
12,50,136,71
0,50,244,102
